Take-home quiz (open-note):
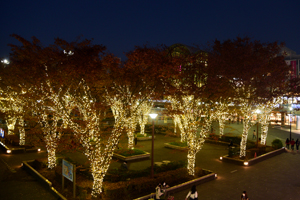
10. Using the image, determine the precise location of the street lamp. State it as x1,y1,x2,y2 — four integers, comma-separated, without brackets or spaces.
1,59,10,65
255,109,261,146
149,113,158,178
289,107,293,141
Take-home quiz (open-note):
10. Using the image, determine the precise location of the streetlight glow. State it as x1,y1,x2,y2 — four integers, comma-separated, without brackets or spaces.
149,113,158,119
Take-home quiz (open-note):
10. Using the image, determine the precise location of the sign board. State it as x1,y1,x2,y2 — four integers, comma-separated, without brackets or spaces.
62,159,74,182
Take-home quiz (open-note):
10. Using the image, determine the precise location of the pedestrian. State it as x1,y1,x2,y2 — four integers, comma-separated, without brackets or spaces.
290,138,295,151
155,183,164,200
185,185,198,200
285,138,290,149
134,134,138,145
296,139,299,151
121,161,128,171
252,130,257,139
228,140,233,149
241,191,249,200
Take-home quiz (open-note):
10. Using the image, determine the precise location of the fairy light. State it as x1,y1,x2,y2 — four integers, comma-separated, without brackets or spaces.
166,95,208,176
256,97,281,145
0,89,27,145
105,84,154,149
212,100,230,137
44,79,128,197
138,100,153,136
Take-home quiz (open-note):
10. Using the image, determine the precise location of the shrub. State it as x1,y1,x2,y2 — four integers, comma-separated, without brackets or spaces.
271,139,283,149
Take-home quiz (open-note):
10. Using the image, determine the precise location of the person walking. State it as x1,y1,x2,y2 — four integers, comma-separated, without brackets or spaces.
290,138,295,151
296,139,299,152
285,138,290,149
185,185,198,200
241,191,249,200
155,183,164,200
252,130,257,139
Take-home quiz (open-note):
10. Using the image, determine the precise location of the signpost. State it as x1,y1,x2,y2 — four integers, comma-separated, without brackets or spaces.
62,159,76,198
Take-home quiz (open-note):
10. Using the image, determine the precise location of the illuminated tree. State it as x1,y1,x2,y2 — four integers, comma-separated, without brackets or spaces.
164,44,210,176
167,95,210,175
209,37,289,157
138,100,153,136
104,45,176,149
256,97,281,145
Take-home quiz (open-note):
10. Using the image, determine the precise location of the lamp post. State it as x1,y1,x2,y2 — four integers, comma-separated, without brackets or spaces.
255,109,260,146
149,113,158,178
289,107,293,141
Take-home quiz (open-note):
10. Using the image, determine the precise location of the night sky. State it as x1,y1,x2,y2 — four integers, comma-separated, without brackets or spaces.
1,0,300,60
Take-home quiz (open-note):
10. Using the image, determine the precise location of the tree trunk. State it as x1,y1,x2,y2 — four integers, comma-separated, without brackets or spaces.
260,122,268,145
7,117,17,135
240,118,251,157
47,146,57,169
218,115,226,137
18,117,25,145
187,148,196,176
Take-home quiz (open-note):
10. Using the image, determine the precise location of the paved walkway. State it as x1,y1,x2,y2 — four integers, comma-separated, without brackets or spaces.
1,123,300,199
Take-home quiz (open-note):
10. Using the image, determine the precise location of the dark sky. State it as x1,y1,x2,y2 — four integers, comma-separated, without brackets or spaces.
1,0,300,60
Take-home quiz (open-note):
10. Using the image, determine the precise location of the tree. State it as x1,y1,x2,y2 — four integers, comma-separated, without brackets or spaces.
208,37,289,157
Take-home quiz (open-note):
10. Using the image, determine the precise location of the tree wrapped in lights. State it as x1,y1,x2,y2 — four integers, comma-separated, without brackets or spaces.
104,45,174,150
212,100,230,137
106,88,140,149
208,37,289,157
138,100,153,136
0,89,27,145
167,95,211,176
256,97,281,145
165,44,210,176
49,79,125,197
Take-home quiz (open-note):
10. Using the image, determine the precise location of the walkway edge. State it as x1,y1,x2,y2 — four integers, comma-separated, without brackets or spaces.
22,160,67,200
133,171,217,200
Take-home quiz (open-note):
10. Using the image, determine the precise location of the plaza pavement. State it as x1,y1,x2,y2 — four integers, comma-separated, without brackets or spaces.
1,122,300,199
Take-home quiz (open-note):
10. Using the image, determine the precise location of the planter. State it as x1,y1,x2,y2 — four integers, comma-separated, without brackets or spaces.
220,147,286,166
113,152,150,161
164,143,188,151
205,139,239,147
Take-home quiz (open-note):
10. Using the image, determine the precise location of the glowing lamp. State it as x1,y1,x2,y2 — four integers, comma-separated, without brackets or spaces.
243,162,249,166
37,148,41,152
149,113,158,119
6,150,11,154
220,156,223,160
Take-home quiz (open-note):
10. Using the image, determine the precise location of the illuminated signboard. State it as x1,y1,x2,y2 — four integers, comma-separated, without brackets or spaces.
62,159,74,182
0,128,4,138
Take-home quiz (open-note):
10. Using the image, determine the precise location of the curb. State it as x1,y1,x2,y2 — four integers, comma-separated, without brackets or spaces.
164,143,188,151
220,147,286,166
113,152,150,161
